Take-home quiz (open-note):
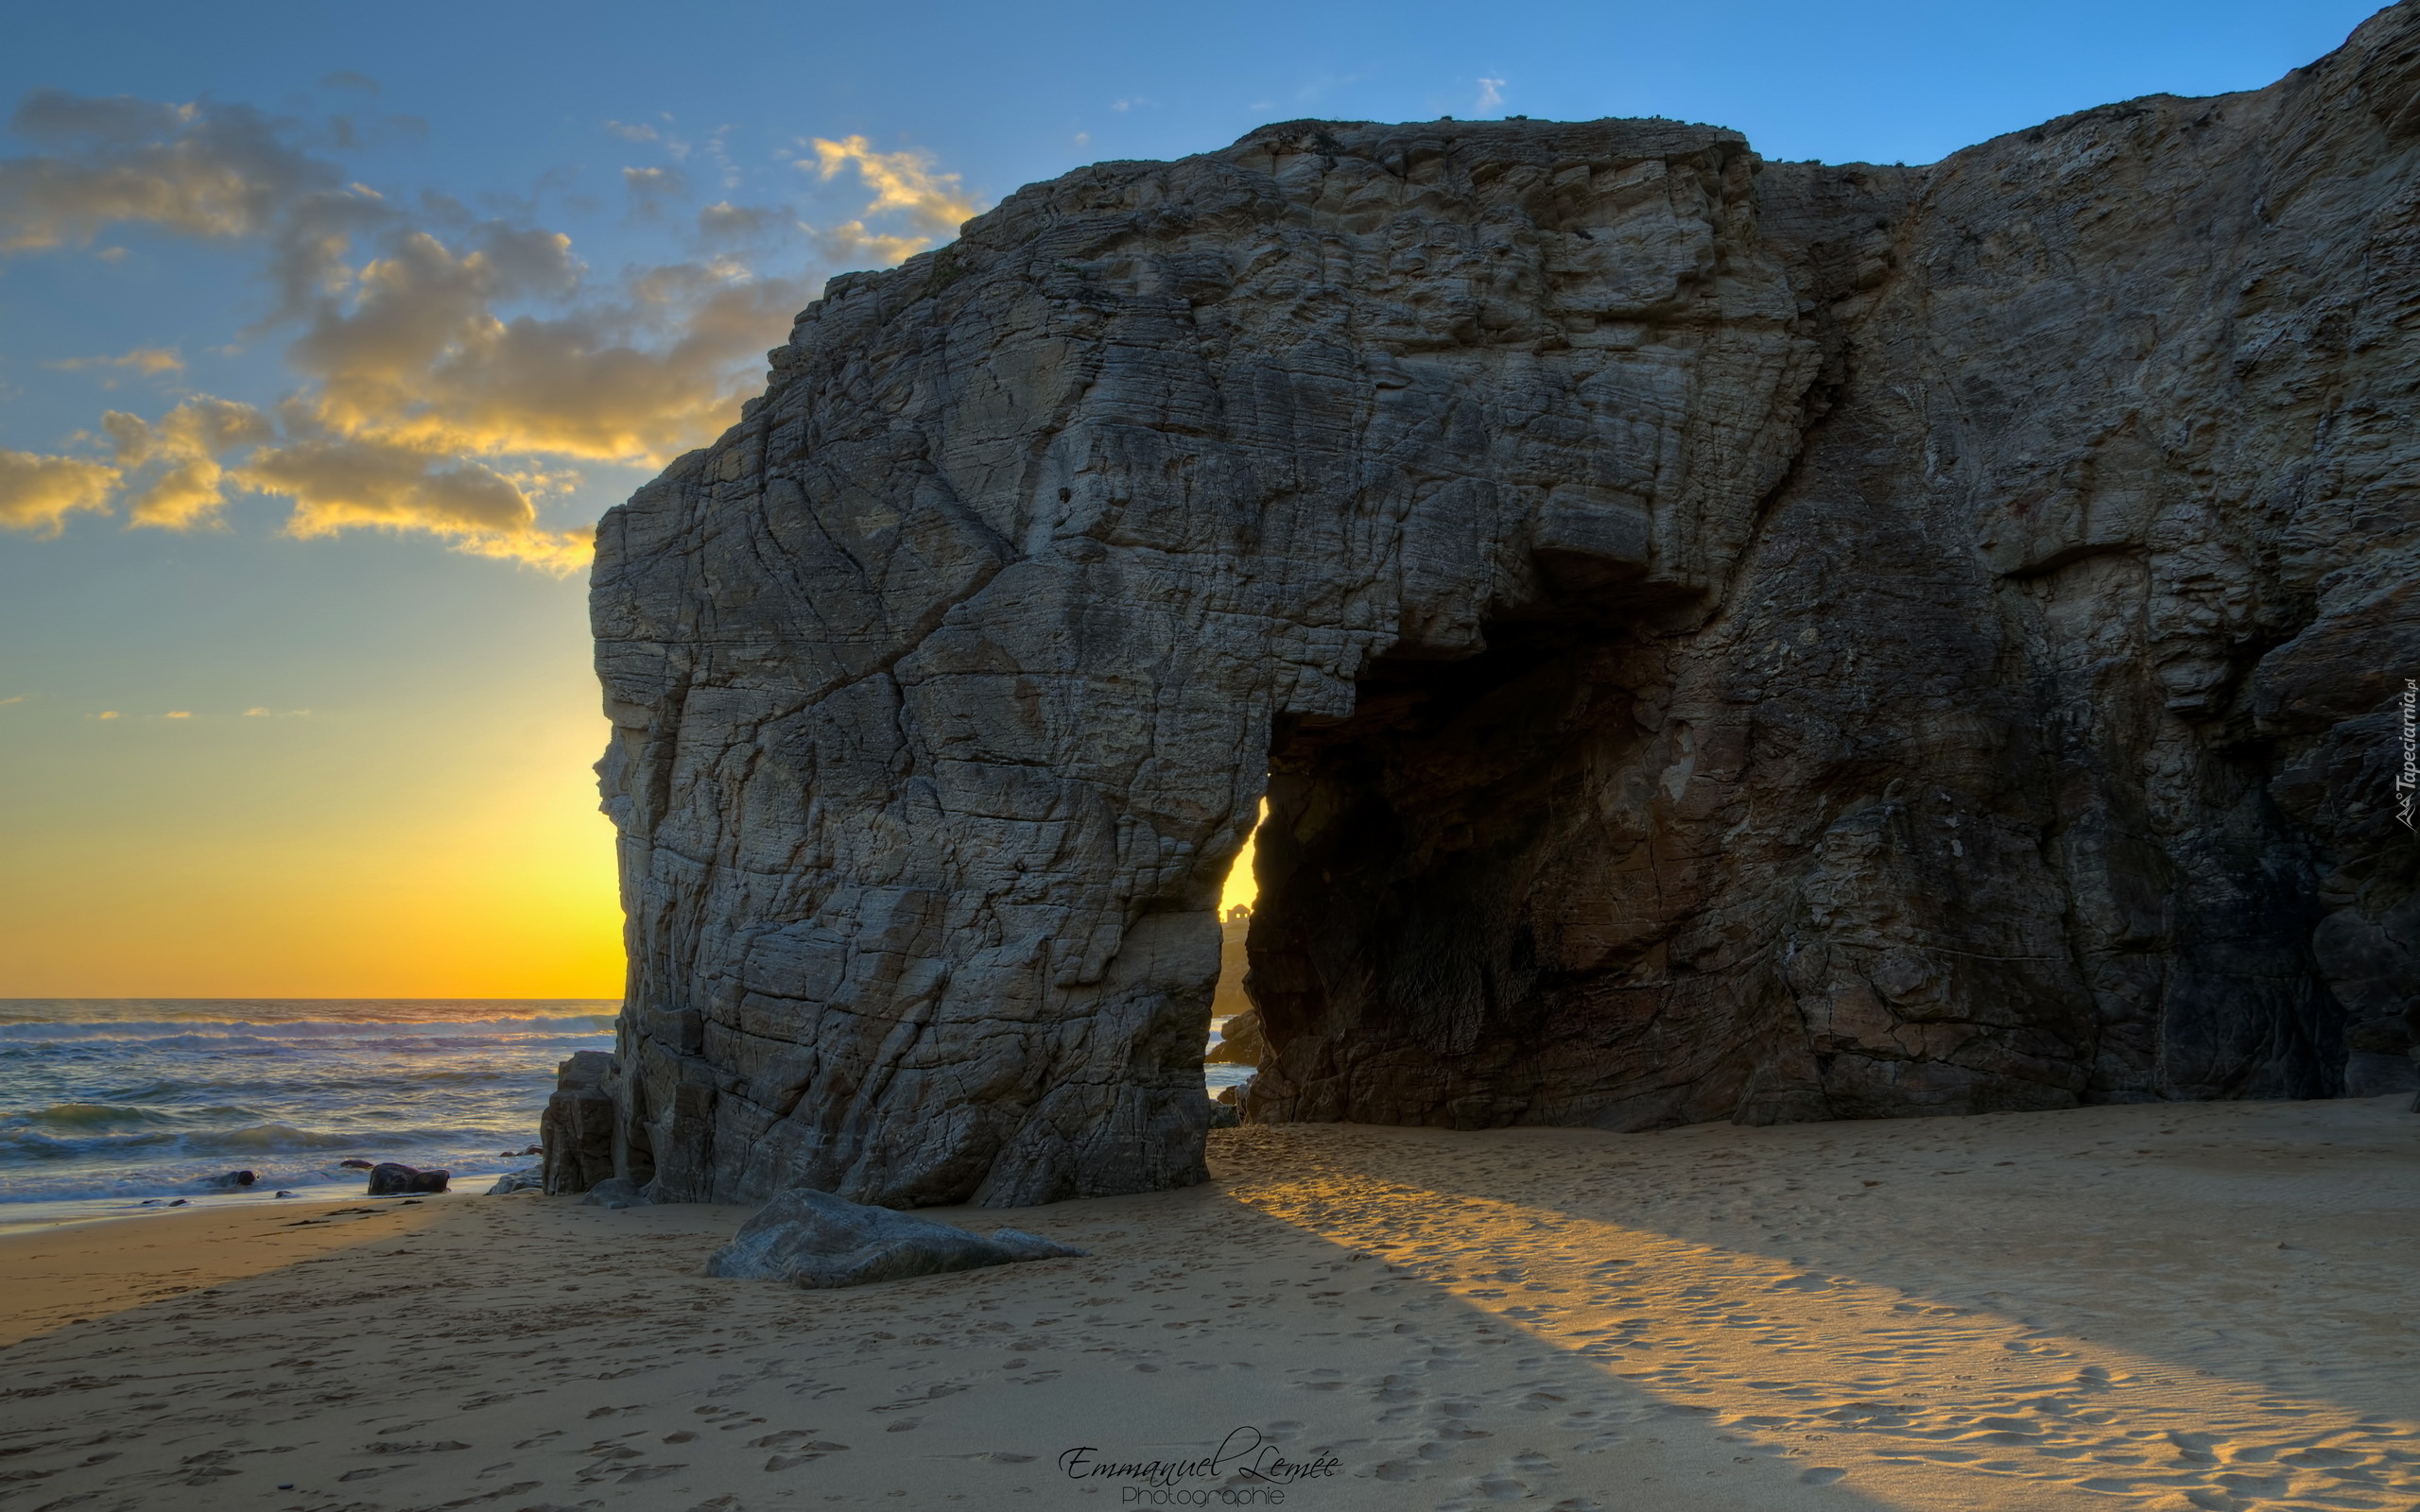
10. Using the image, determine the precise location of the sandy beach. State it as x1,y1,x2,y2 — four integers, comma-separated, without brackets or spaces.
1,1095,2412,1512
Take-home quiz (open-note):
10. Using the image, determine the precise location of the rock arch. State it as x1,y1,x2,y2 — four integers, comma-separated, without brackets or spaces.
560,9,2420,1205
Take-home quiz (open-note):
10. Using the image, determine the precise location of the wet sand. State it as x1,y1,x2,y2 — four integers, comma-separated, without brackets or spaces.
0,1095,2413,1511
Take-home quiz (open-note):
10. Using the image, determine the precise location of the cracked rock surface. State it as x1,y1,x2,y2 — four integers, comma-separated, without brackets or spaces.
579,6,2420,1207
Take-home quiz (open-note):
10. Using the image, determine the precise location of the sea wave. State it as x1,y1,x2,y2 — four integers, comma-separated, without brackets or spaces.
0,999,620,1028
4,1102,261,1133
0,1014,618,1043
0,999,604,1207
0,1120,514,1160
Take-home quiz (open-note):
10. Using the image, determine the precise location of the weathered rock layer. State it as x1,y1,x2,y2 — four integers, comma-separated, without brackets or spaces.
577,6,2420,1206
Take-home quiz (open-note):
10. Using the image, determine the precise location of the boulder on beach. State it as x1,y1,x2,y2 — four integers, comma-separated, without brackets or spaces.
579,1177,650,1209
486,1167,544,1194
365,1162,449,1196
204,1170,257,1189
705,1188,1086,1289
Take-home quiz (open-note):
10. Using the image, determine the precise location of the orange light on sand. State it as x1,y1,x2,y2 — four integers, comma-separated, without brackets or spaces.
1243,1133,2420,1511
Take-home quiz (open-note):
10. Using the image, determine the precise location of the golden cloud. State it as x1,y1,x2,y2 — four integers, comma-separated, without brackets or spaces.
238,433,592,570
3,92,976,570
285,231,811,466
47,346,184,382
0,448,119,534
807,135,982,240
104,396,274,528
806,221,930,268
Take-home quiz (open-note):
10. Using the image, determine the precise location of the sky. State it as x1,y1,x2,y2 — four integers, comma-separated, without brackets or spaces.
0,0,2386,999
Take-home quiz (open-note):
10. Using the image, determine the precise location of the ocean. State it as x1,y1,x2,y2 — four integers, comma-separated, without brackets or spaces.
0,1000,617,1220
0,1000,1255,1220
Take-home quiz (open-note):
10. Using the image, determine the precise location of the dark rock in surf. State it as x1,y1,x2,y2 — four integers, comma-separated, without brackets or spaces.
366,1163,449,1196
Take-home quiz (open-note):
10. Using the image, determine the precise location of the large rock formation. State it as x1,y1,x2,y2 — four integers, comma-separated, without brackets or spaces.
577,5,2420,1207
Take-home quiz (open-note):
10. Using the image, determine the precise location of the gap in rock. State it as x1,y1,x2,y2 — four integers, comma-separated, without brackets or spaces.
1203,798,1266,1103
1245,610,1663,1128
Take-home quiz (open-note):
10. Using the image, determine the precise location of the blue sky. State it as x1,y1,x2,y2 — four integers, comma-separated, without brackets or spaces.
0,0,2387,994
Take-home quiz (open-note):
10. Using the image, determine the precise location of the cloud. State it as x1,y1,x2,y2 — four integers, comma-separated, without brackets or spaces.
807,135,981,239
47,346,184,384
804,221,929,268
164,710,192,718
239,433,593,569
695,200,786,249
240,220,815,566
244,433,530,530
0,694,25,706
95,710,119,719
243,706,309,716
1476,77,1507,112
0,448,119,534
283,229,811,462
102,396,275,527
605,119,660,144
622,164,689,220
0,91,346,253
3,91,973,570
